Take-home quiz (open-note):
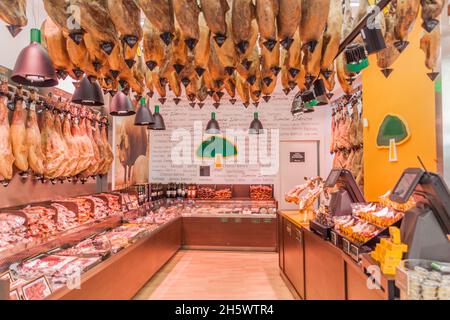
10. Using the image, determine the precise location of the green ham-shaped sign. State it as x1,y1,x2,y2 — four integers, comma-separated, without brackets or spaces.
377,114,410,148
196,136,238,158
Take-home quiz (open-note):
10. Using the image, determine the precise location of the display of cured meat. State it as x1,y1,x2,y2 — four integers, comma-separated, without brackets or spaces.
200,0,229,46
138,0,175,46
420,26,440,76
420,0,444,32
99,193,122,215
330,93,364,189
22,206,57,239
78,116,96,175
300,0,330,53
63,197,93,223
194,13,211,77
0,0,27,36
41,18,77,80
277,0,301,50
107,0,143,63
25,102,45,176
321,0,342,77
0,213,28,253
10,97,28,173
66,37,91,79
0,94,14,181
51,203,79,231
80,196,108,219
173,0,201,51
394,0,420,49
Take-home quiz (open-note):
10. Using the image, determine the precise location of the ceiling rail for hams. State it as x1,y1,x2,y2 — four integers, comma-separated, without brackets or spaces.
0,0,443,110
0,66,113,188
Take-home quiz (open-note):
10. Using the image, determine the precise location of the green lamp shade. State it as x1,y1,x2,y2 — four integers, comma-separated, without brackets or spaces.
345,43,369,73
206,112,221,134
135,97,154,126
249,112,264,134
149,105,166,130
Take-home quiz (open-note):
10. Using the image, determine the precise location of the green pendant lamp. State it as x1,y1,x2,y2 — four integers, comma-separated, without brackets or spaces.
12,29,58,87
206,112,221,134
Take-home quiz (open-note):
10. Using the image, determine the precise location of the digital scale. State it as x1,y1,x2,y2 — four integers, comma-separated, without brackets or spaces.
390,168,450,262
310,169,366,242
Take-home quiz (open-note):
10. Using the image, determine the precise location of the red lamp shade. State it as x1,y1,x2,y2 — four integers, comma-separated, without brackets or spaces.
11,29,58,88
110,90,135,116
71,76,105,106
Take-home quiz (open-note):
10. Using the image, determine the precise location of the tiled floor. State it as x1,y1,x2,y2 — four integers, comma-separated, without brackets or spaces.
134,250,294,300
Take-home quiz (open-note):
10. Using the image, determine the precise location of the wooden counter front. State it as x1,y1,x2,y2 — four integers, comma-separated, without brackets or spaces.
303,229,346,300
182,216,277,251
49,218,182,300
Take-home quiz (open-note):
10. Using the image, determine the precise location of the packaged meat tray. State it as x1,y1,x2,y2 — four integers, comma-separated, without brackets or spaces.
334,216,382,245
51,203,79,231
57,236,112,258
352,203,404,228
22,206,57,239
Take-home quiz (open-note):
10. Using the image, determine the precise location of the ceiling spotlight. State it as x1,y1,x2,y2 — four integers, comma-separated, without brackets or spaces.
134,97,154,126
71,76,104,106
345,43,369,73
313,79,329,106
361,25,386,55
12,29,58,87
149,105,166,131
301,90,318,109
205,112,221,135
249,113,264,135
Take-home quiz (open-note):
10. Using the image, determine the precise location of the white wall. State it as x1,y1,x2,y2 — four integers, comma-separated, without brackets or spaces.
149,86,335,200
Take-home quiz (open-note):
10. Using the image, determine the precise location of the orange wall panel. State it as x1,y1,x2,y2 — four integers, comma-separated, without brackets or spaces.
362,21,437,201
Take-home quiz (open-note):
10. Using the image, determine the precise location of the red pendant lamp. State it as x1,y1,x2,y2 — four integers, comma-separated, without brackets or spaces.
12,29,58,87
109,87,135,116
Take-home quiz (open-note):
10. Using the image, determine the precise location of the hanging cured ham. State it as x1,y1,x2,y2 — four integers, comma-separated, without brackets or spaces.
70,112,90,175
78,117,95,175
321,0,343,78
41,18,77,80
277,0,301,50
173,0,201,50
255,0,279,51
260,38,281,77
172,29,189,74
81,116,101,178
92,119,106,176
208,43,227,92
84,33,109,73
194,13,211,77
0,0,27,37
377,5,401,78
138,0,175,46
420,26,440,80
11,97,28,173
236,73,250,107
394,0,420,51
303,36,324,85
99,122,114,175
43,0,84,44
200,0,229,46
0,95,14,181
74,0,119,55
62,113,81,177
66,37,91,79
25,103,45,176
232,0,256,55
152,71,168,99
336,0,356,95
285,30,302,79
214,10,238,76
53,111,72,178
300,0,330,53
41,109,66,179
107,0,143,64
143,19,166,72
420,0,444,32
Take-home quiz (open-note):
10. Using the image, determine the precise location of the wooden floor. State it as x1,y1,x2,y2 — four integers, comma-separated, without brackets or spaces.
134,250,295,300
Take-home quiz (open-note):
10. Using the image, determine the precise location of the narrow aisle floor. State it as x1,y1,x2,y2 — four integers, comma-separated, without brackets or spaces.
134,250,295,300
